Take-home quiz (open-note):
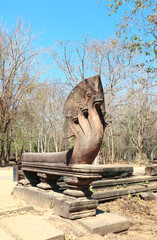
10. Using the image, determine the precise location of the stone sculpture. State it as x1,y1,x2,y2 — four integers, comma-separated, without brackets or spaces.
17,75,107,219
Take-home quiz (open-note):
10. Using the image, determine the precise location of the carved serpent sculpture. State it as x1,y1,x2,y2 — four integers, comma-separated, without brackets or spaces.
21,75,106,165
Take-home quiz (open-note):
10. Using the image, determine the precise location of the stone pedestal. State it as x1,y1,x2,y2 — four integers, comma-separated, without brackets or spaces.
37,173,59,190
52,165,103,219
18,162,104,219
54,175,99,219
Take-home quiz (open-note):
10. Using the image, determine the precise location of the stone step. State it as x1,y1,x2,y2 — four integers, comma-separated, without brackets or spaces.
77,212,130,235
0,213,64,240
92,184,157,202
92,175,157,189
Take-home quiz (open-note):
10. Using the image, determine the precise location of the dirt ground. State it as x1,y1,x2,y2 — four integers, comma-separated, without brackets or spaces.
0,166,157,240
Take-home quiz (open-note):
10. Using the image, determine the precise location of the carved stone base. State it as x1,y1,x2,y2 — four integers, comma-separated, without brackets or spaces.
53,174,98,219
18,171,38,187
54,196,98,220
37,173,59,190
18,164,104,219
18,178,31,187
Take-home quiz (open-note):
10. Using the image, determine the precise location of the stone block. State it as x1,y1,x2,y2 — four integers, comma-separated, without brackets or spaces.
0,213,64,240
101,166,133,179
77,212,130,235
54,196,98,220
145,164,157,176
139,192,156,201
13,186,61,208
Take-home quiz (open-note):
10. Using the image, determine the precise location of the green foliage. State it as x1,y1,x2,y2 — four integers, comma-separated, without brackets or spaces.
103,0,157,67
128,192,132,199
49,199,54,209
89,185,94,193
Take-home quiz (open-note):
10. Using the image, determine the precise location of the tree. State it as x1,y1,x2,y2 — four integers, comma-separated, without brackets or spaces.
0,19,44,165
120,77,157,161
50,37,91,86
31,80,68,153
101,0,157,60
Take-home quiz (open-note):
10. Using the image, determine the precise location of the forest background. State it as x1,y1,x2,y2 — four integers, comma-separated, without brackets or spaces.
0,0,157,165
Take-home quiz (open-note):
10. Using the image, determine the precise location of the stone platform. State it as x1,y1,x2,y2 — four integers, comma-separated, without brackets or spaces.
12,186,130,237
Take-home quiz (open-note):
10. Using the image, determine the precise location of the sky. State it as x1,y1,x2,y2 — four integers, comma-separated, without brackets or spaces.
0,0,125,46
0,0,126,81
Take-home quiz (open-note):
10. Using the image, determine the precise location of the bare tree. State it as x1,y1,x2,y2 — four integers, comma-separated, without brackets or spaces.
50,37,91,86
0,19,44,165
120,78,157,161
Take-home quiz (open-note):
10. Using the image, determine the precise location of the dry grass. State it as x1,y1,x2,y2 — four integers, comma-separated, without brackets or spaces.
98,196,157,240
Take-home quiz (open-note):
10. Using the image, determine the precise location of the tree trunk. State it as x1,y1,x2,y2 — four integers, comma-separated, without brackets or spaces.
107,136,112,163
6,135,11,164
137,128,144,162
44,135,47,152
54,138,58,152
110,126,115,163
38,135,40,153
20,136,27,159
30,139,32,152
137,147,143,162
0,139,6,165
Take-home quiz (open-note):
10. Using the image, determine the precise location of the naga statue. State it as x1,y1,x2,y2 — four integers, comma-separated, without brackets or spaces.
21,75,106,165
16,75,107,219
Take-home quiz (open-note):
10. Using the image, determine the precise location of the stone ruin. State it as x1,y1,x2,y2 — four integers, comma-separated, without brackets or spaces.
12,75,157,237
15,75,107,219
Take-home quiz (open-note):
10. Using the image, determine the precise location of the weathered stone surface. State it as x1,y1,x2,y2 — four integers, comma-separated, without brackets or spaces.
92,175,157,189
49,215,85,237
145,164,157,176
63,189,92,197
0,228,15,240
21,75,106,167
77,212,130,235
101,166,133,179
0,214,64,240
139,192,156,201
13,186,61,208
92,184,157,202
0,206,33,216
63,75,105,141
54,196,98,220
133,166,145,176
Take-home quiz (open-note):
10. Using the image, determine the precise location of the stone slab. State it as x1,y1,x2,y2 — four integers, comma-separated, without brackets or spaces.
0,206,34,216
49,215,85,237
92,184,157,202
0,213,64,240
77,212,130,235
0,228,15,240
13,186,62,208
